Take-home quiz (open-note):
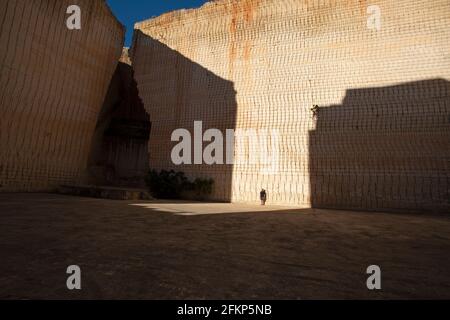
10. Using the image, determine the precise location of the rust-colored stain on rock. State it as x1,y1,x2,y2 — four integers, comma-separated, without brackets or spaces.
228,0,259,76
243,40,252,61
358,0,368,15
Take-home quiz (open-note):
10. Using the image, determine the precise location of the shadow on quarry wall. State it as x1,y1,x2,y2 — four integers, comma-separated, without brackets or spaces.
309,78,450,212
87,60,151,188
131,31,238,201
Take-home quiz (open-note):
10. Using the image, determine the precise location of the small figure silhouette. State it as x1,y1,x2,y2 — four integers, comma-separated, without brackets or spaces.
260,189,267,206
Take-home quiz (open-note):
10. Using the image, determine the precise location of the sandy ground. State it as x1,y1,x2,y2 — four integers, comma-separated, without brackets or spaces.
0,193,449,300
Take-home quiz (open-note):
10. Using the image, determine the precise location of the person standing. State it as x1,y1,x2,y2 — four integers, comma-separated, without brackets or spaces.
260,189,267,206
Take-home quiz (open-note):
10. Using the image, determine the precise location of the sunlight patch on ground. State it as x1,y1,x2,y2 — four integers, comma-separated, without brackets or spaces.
129,201,305,216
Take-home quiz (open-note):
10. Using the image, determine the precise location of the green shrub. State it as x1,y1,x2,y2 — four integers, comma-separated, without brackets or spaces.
144,170,188,199
145,170,214,200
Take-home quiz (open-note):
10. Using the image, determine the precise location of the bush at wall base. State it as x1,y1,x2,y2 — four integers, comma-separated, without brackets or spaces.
145,170,214,200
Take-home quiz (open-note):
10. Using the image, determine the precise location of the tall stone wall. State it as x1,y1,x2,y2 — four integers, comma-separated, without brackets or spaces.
0,0,124,192
87,49,151,187
133,0,450,211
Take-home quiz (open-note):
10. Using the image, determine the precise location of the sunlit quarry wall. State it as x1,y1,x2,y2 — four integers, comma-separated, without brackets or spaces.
0,0,124,191
133,0,450,211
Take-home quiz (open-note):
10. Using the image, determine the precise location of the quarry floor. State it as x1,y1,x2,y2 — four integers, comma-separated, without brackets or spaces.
0,194,450,300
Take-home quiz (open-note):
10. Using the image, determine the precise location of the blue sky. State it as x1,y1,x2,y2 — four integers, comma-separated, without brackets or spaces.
107,0,209,47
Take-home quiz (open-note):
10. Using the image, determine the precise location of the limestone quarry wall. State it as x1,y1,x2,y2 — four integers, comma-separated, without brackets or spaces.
0,0,124,191
133,0,450,211
87,49,151,187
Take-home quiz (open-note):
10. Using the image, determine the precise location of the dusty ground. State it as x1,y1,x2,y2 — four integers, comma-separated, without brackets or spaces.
0,193,449,300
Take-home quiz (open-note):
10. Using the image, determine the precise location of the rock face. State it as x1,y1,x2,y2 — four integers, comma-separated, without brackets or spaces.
133,0,450,211
0,0,124,192
87,49,151,187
